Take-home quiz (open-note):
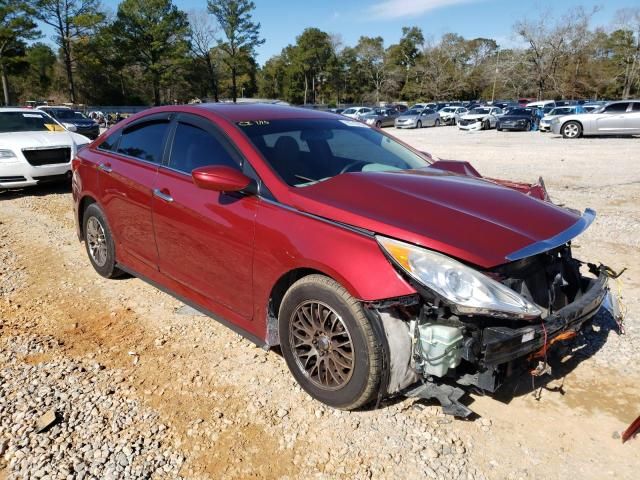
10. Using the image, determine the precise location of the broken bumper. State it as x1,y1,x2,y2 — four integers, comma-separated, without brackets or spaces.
481,272,608,366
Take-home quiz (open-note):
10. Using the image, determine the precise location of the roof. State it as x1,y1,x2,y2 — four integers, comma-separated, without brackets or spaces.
194,103,339,122
0,107,42,113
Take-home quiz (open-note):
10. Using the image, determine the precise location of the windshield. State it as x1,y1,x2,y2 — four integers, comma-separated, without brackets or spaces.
507,108,532,116
48,109,77,119
0,111,64,133
405,108,422,115
342,108,356,114
441,107,455,113
238,118,429,187
549,107,573,115
73,111,89,120
469,108,490,115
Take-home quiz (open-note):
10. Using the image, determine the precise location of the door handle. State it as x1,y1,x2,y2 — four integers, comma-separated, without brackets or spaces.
153,188,174,203
98,163,112,173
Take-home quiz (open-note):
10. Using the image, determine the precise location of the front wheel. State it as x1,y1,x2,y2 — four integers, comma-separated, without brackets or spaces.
434,119,440,127
416,120,422,129
482,120,490,130
562,121,582,139
375,120,382,128
278,275,382,410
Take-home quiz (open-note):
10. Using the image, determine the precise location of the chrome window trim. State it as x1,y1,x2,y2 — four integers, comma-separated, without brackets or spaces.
505,208,596,261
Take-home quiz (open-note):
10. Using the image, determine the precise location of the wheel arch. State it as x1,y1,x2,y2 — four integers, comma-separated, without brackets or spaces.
266,267,343,347
561,118,583,134
77,194,98,240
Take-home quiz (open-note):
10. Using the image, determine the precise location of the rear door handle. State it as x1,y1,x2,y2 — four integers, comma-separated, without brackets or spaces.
153,188,174,203
98,163,112,173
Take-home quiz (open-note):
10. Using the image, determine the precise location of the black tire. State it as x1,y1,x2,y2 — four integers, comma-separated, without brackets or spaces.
375,120,382,128
416,120,422,129
562,121,583,139
82,203,123,279
482,120,490,130
524,121,531,131
434,119,440,127
278,274,382,410
452,118,457,125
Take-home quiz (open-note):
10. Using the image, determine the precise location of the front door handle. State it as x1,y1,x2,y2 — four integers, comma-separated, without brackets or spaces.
98,163,112,173
153,188,174,203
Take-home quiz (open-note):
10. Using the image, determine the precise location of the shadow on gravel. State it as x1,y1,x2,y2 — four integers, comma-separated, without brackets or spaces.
492,307,622,403
0,180,71,200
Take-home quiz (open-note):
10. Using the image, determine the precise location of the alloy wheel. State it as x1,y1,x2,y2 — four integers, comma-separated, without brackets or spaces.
289,300,355,391
564,123,579,138
86,216,108,267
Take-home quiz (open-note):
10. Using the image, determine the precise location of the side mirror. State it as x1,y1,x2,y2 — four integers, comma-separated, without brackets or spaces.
63,123,77,132
192,165,253,193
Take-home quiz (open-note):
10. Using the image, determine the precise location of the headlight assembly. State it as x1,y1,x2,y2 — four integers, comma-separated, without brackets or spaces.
377,236,542,319
0,149,16,158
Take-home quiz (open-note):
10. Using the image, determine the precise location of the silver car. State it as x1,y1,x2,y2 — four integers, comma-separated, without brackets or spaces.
551,100,640,138
395,107,440,129
361,108,399,128
539,106,584,132
438,106,468,125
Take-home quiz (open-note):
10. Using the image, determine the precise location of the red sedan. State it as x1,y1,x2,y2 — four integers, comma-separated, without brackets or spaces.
72,104,610,416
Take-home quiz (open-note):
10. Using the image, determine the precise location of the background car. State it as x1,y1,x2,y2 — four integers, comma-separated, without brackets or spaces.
438,106,468,125
37,106,100,139
361,107,399,128
457,106,502,131
539,105,584,132
496,107,537,131
341,106,373,119
395,107,440,128
552,100,640,138
0,108,90,189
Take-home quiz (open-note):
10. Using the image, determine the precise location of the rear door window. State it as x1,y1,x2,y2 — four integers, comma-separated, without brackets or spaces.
117,121,170,163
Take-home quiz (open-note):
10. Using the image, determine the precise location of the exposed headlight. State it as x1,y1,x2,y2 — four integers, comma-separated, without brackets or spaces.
0,149,16,158
377,236,542,319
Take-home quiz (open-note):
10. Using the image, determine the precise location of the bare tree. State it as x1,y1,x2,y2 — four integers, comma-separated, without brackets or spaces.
189,10,220,101
613,8,640,99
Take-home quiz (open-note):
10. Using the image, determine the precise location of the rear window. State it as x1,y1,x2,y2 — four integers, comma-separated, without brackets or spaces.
0,111,63,133
117,121,169,163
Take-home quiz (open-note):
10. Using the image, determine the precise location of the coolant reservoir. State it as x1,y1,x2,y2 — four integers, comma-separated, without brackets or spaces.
418,323,463,377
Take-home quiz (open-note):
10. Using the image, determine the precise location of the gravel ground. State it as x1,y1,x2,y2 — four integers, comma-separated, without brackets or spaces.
0,126,638,479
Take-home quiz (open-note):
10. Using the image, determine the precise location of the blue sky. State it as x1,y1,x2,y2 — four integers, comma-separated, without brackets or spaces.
68,0,637,65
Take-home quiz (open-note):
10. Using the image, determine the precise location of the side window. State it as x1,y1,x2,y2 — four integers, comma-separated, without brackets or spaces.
632,102,640,112
98,130,121,152
169,122,239,173
117,121,169,163
604,103,630,113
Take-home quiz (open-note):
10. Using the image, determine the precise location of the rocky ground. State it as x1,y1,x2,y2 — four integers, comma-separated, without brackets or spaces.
1,128,639,479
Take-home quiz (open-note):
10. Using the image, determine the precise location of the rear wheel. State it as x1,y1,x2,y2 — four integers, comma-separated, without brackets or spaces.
416,120,422,129
562,121,582,139
278,275,382,410
83,203,123,279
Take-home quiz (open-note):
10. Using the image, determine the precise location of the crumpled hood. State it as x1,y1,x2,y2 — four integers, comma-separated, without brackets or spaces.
0,131,88,150
289,168,582,268
460,114,487,121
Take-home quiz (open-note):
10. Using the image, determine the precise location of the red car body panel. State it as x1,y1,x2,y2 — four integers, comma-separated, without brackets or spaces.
72,104,583,344
288,169,579,268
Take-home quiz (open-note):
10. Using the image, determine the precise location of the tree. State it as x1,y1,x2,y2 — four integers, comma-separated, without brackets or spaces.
611,8,640,99
0,0,40,105
35,0,104,103
208,0,264,102
189,10,220,101
355,36,388,104
112,0,191,105
290,28,334,104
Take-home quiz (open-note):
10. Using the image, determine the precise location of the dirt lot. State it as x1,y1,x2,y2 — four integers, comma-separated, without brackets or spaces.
1,126,639,479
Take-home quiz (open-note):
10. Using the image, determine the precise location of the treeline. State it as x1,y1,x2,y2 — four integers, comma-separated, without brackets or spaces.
2,1,639,107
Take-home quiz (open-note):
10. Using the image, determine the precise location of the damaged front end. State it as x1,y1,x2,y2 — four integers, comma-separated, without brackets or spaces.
366,226,613,417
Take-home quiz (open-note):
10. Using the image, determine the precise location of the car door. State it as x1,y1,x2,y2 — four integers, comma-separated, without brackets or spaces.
625,102,640,134
97,113,172,270
595,102,630,133
152,113,257,319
